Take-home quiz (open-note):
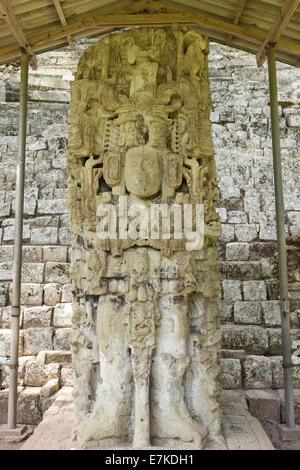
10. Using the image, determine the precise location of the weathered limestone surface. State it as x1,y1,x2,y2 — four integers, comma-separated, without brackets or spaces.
67,27,222,449
0,31,299,428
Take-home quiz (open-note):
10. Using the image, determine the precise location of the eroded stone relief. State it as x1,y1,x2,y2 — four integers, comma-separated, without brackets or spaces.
67,27,223,449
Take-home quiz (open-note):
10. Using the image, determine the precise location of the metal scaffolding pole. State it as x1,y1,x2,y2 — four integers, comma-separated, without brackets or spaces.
267,47,295,428
7,52,29,429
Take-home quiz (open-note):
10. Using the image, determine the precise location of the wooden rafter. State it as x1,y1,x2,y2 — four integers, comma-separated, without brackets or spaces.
0,0,37,69
256,0,300,66
226,0,247,46
52,0,74,48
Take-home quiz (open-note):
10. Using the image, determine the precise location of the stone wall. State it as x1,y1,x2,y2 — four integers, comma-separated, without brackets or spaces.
0,37,299,425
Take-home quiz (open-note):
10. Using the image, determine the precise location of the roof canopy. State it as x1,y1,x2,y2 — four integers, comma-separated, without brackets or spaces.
0,0,300,69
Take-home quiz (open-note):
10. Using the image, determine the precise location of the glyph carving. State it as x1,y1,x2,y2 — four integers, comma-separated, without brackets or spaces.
67,27,223,449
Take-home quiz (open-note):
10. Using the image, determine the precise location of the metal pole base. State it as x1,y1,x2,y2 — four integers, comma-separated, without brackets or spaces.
277,423,300,442
0,424,33,443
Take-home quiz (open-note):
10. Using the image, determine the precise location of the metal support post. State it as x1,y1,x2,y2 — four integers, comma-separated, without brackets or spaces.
268,46,295,428
7,52,29,429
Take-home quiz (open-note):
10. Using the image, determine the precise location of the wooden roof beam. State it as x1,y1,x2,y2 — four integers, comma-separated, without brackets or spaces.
0,0,37,69
0,10,300,66
52,0,74,48
28,12,300,56
256,0,300,66
226,0,247,46
20,12,270,43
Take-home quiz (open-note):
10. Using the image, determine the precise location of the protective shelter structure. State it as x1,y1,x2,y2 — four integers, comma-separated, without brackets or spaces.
0,0,299,441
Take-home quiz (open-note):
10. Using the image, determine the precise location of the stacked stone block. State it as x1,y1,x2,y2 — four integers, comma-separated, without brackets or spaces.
0,39,299,425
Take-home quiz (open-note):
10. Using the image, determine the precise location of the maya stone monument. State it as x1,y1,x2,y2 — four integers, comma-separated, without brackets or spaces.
67,27,223,449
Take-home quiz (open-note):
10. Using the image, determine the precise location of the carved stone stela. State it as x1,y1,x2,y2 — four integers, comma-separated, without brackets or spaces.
67,27,223,449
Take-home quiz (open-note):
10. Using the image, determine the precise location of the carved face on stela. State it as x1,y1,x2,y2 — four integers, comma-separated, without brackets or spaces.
124,145,162,198
122,114,171,199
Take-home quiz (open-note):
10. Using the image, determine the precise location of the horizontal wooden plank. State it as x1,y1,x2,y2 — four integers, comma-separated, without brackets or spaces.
10,0,54,10
244,3,279,19
177,2,237,20
239,16,273,34
257,0,285,7
161,0,238,19
168,0,238,12
282,24,300,40
52,0,131,21
241,10,278,26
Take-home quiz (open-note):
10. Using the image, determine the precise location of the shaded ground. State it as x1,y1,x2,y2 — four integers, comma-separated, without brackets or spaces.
261,421,300,450
0,426,36,451
0,439,28,450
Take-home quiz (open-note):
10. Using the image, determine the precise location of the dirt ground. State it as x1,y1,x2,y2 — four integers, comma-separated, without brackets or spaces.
0,426,35,451
261,421,300,450
0,439,26,450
